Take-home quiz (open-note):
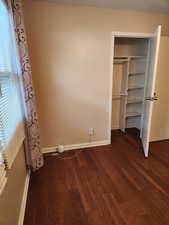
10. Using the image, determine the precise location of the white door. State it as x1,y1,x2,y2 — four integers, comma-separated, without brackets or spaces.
141,26,161,157
150,37,169,141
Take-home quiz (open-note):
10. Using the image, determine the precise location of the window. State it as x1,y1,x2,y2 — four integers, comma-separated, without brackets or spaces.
0,0,24,165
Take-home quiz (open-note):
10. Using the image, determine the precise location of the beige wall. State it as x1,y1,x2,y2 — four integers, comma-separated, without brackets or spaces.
0,146,27,225
22,0,169,147
150,37,169,141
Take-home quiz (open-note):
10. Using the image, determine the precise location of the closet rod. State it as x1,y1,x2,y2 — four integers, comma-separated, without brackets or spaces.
114,59,129,64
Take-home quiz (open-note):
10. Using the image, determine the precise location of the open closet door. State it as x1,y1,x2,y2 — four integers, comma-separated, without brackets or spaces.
141,26,161,157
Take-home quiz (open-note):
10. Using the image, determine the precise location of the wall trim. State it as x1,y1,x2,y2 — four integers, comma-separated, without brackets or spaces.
150,138,169,143
18,169,30,225
42,140,110,154
108,33,115,145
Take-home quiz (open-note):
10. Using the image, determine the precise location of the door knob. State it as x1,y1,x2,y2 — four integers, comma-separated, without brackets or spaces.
146,93,158,101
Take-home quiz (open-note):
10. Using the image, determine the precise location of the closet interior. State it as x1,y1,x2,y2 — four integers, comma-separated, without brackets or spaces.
112,37,149,139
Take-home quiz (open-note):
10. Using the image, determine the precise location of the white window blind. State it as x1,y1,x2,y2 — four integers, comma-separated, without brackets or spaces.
0,0,25,175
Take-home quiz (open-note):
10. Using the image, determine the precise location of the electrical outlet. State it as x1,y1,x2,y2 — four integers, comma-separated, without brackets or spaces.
89,128,94,136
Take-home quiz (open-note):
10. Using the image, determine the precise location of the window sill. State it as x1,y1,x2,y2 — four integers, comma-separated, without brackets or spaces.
3,121,25,169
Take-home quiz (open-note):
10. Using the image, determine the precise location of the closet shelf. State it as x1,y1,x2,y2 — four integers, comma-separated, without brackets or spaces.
114,56,147,59
126,112,142,117
127,98,143,104
129,72,145,76
114,59,129,64
130,56,147,59
128,85,144,90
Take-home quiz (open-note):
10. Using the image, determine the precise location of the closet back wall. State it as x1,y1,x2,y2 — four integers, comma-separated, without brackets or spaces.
22,0,169,148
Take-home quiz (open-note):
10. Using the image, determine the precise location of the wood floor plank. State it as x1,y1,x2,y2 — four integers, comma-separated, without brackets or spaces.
24,132,169,225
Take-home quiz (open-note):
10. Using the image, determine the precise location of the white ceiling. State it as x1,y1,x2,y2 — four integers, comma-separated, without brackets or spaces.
39,0,169,14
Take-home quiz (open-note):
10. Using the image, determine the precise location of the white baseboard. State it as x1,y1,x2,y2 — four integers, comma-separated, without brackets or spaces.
18,170,30,225
42,140,110,154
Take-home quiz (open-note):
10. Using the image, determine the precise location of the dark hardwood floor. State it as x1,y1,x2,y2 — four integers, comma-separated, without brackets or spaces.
125,127,140,141
24,131,169,225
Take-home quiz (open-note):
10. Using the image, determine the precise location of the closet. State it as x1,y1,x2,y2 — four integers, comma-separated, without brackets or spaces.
111,26,161,157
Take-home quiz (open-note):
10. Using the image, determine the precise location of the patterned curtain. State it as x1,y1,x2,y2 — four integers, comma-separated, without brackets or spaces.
8,0,44,171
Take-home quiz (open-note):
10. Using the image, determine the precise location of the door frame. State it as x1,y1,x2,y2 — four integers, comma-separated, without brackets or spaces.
108,30,157,144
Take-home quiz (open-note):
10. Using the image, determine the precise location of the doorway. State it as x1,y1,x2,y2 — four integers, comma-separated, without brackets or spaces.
109,27,161,157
